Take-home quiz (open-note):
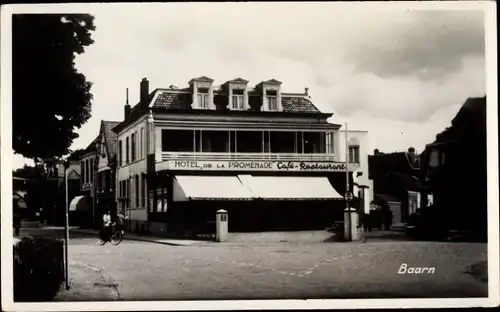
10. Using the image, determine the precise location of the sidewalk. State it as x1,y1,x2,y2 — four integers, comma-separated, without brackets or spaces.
54,261,120,301
71,228,208,246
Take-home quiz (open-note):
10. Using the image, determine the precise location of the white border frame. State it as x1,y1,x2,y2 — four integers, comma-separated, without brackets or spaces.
1,2,498,311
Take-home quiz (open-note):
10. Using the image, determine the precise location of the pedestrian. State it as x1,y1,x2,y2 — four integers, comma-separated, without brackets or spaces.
382,204,393,230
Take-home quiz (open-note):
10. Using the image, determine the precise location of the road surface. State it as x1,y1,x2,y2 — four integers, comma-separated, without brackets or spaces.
59,234,488,300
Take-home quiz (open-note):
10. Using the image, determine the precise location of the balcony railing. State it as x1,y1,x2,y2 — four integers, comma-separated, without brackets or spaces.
161,152,337,162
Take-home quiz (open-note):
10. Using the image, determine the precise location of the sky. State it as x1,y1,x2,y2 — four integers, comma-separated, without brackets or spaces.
11,2,487,169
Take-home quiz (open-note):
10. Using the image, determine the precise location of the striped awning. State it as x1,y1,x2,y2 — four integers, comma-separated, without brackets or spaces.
173,175,255,201
238,175,343,200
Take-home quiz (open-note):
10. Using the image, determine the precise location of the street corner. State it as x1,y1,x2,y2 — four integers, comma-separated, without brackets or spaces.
54,261,121,301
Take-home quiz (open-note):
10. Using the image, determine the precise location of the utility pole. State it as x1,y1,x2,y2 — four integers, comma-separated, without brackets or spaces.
345,123,351,241
64,161,70,290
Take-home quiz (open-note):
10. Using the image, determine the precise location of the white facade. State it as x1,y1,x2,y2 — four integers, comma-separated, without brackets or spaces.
115,114,151,222
335,129,373,214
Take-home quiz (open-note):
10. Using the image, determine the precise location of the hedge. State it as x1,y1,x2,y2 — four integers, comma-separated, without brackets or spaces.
13,237,65,302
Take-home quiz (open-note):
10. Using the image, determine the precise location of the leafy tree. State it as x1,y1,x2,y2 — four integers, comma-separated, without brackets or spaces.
12,14,96,163
13,165,45,180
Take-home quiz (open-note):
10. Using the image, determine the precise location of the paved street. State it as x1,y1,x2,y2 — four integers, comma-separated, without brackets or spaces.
61,235,488,300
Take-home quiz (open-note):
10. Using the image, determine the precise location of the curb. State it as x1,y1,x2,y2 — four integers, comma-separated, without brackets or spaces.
76,261,122,300
70,229,202,246
55,260,121,301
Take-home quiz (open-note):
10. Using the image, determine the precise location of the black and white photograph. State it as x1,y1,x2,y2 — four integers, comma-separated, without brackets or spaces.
1,1,498,311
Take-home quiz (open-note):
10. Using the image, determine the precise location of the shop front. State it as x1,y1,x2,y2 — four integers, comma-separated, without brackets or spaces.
149,159,357,235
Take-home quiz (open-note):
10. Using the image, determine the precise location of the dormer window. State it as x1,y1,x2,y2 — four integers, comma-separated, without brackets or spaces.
232,89,245,110
197,87,209,109
266,90,278,111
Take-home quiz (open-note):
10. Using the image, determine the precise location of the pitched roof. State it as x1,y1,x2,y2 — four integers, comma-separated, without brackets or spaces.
368,152,419,179
113,83,331,133
256,79,282,86
151,90,321,114
189,76,214,83
101,120,120,158
84,136,100,153
227,77,249,84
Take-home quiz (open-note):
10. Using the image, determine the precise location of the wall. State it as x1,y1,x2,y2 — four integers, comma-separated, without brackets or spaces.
116,115,150,222
335,130,374,213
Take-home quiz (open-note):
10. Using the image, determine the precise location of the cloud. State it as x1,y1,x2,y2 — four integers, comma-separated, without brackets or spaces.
343,11,485,80
11,3,487,169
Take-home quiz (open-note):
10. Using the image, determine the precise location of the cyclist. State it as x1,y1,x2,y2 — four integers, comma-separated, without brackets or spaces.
115,210,125,235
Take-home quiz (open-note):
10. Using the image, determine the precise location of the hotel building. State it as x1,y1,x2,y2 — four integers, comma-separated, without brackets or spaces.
113,77,373,236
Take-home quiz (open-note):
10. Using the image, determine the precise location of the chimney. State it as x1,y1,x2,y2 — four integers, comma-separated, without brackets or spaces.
124,88,131,118
140,78,149,107
305,87,309,96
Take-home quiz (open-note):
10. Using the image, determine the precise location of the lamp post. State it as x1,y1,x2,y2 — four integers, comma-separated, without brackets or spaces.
63,160,70,290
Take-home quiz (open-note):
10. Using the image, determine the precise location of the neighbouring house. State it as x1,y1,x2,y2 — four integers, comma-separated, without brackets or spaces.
368,147,422,224
77,136,99,227
420,96,487,234
75,120,120,228
336,130,374,222
43,160,81,226
111,77,373,237
95,120,120,225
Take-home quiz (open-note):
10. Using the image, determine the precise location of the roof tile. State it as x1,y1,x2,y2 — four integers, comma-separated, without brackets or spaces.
152,90,321,114
102,121,120,158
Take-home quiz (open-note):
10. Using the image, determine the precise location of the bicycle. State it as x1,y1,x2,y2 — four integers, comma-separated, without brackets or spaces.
98,223,124,246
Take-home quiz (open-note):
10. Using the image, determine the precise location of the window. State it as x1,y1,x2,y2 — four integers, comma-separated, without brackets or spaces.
126,179,131,208
135,130,138,158
80,161,84,185
140,127,144,158
131,133,136,162
162,129,194,152
90,158,94,183
236,131,263,153
85,159,89,183
266,90,278,111
269,131,295,153
326,132,334,154
197,87,209,109
348,146,360,163
263,131,271,153
135,175,140,208
141,175,147,207
125,137,130,164
118,140,123,166
429,149,439,167
348,137,360,164
303,132,323,154
232,89,245,110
